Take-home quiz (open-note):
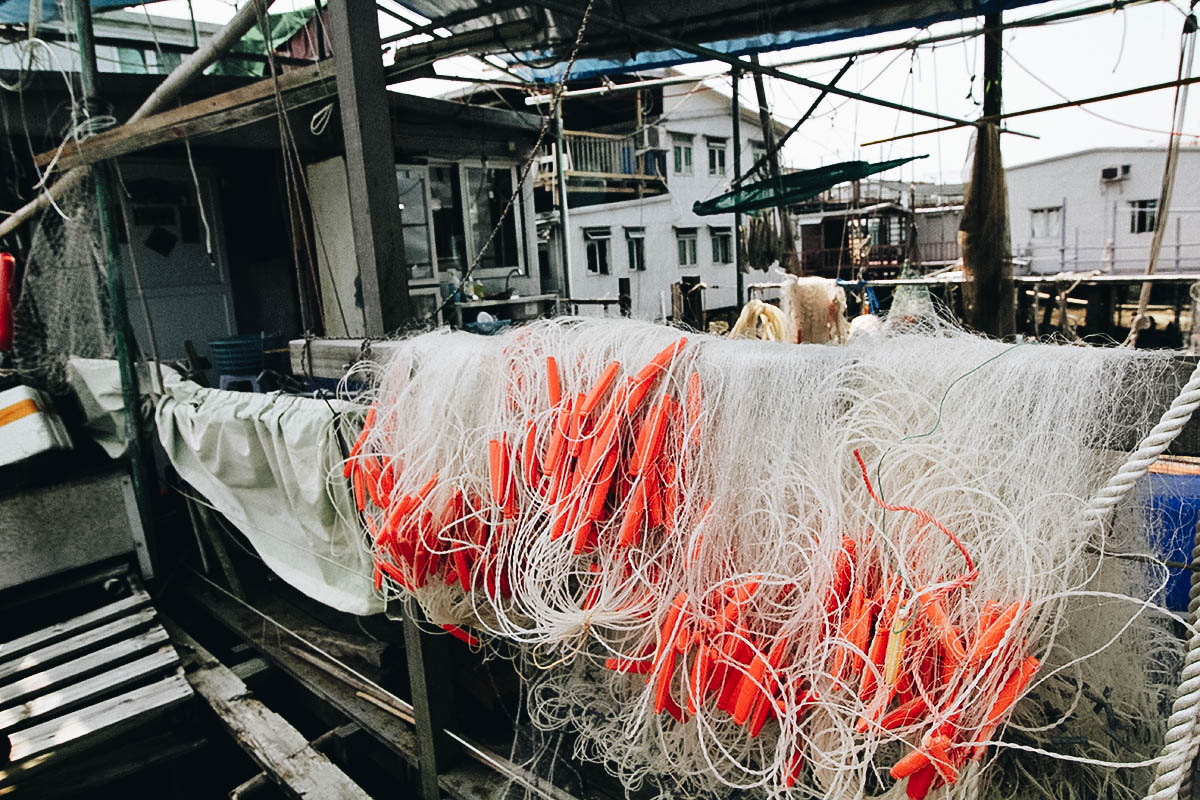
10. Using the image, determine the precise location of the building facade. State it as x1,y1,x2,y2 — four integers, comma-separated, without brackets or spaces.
538,78,782,321
1006,146,1200,274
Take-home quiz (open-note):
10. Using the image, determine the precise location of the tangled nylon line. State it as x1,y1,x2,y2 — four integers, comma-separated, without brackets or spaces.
340,318,1192,799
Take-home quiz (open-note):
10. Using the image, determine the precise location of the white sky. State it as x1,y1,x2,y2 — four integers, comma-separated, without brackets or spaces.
128,0,1200,184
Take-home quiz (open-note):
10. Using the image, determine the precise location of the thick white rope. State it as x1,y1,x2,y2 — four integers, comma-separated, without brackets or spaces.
1092,357,1200,800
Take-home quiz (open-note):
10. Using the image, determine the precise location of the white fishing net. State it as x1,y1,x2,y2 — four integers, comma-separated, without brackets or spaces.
342,317,1184,799
12,174,112,392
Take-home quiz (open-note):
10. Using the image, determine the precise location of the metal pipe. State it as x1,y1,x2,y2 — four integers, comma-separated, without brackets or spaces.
70,0,156,568
525,72,723,104
554,99,573,299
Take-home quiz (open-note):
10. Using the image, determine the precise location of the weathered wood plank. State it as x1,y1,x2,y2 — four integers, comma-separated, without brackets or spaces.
0,606,158,683
0,626,169,707
0,646,178,732
0,671,193,785
34,19,540,173
0,589,150,664
164,619,371,800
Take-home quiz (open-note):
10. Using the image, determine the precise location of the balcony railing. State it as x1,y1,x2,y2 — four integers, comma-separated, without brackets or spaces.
537,130,665,183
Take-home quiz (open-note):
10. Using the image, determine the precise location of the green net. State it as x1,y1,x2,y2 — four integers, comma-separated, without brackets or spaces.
692,155,927,216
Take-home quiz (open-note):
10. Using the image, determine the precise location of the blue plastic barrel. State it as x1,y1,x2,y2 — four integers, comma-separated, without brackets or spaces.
208,333,279,375
1146,472,1200,611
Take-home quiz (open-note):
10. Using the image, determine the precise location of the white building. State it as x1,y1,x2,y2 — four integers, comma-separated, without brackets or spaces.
1006,146,1200,274
539,78,784,321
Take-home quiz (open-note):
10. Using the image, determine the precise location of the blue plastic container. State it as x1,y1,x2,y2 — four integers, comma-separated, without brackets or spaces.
1146,472,1200,611
208,333,279,375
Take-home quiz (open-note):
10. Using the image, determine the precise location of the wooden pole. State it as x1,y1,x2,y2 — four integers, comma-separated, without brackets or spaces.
328,0,411,334
750,56,799,274
960,13,1015,337
731,66,744,307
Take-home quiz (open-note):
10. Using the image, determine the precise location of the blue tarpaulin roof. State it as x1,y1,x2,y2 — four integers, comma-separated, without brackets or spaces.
396,0,1058,82
0,0,142,24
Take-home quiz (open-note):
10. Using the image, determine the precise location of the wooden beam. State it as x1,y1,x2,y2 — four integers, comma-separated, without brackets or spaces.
164,619,372,800
0,588,149,663
0,647,179,733
329,0,411,334
34,19,540,173
1,672,193,786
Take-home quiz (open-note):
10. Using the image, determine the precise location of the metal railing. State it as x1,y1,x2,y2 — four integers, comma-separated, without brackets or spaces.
537,131,664,182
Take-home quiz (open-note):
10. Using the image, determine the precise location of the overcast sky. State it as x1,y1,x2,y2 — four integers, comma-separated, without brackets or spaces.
133,0,1199,185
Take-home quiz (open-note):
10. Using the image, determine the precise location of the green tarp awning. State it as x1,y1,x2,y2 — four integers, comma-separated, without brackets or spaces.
692,155,927,216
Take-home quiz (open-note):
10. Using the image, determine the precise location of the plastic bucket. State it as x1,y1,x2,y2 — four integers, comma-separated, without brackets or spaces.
208,333,279,375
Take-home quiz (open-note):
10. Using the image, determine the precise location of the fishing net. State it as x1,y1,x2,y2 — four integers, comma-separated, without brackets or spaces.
12,174,112,393
341,317,1184,799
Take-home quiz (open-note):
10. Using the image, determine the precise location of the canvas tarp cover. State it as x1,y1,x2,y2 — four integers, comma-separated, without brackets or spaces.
692,156,925,216
68,357,380,615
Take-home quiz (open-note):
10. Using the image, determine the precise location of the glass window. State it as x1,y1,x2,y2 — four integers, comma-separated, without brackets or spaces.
396,167,435,282
625,227,645,271
676,228,698,266
1030,206,1062,239
1130,199,1157,234
584,227,611,275
672,134,693,175
465,166,520,272
707,138,727,176
710,227,732,264
429,165,466,275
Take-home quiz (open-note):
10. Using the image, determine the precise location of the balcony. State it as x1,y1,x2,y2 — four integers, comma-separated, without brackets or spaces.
536,130,667,205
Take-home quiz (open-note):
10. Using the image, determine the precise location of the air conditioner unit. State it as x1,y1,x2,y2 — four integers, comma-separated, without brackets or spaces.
634,125,667,153
1100,164,1130,182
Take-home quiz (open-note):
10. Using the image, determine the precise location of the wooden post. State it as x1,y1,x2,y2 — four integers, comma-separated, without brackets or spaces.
959,12,1015,337
750,56,798,274
731,67,744,308
401,600,458,800
328,1,411,334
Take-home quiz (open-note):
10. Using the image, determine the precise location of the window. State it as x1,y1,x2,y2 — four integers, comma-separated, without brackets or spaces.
625,227,646,271
672,134,693,175
396,167,435,282
707,137,727,176
676,228,698,266
1130,199,1158,234
710,226,732,264
465,166,520,271
1029,206,1062,239
584,227,611,275
429,165,466,274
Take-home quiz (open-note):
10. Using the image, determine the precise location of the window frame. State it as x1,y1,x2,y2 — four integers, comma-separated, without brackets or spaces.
426,159,527,279
1130,199,1158,235
709,226,732,264
584,227,612,275
672,133,694,176
625,227,646,272
676,227,698,267
395,165,439,285
1029,205,1063,240
706,137,727,177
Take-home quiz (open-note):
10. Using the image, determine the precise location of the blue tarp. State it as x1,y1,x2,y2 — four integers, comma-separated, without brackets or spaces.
511,0,1056,81
0,0,143,24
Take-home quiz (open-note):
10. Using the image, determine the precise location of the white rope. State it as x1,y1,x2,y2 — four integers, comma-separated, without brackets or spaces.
1095,355,1200,800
